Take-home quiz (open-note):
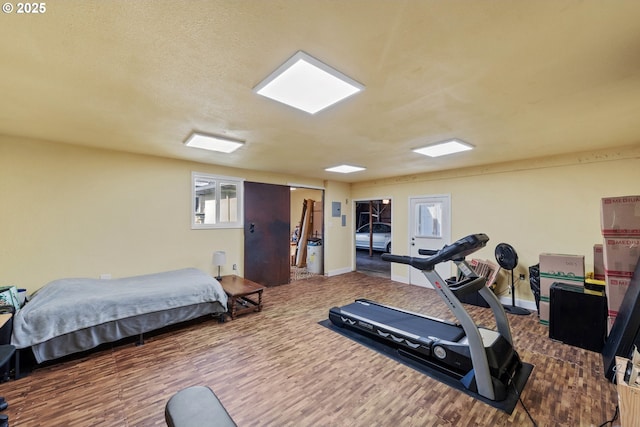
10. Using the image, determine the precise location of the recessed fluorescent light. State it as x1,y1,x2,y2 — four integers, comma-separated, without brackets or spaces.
413,139,474,157
325,164,366,174
184,132,244,153
253,51,364,114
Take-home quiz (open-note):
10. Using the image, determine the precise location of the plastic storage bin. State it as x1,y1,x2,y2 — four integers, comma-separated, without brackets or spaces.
306,242,323,274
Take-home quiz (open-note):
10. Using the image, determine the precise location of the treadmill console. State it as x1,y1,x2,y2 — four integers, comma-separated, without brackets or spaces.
382,233,489,272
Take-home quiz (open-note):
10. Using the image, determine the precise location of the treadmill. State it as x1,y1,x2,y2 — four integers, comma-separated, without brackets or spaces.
329,233,522,402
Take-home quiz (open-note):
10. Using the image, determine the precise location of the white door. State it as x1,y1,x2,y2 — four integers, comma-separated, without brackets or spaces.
409,195,451,287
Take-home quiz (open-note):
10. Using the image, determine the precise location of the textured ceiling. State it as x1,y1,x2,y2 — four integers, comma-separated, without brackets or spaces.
1,1,639,182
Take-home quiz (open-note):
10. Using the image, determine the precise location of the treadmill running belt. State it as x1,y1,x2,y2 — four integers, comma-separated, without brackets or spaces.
319,318,533,414
338,301,465,342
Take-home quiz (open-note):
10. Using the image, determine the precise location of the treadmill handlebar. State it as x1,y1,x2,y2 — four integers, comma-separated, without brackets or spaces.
418,248,438,256
381,233,490,271
379,254,414,266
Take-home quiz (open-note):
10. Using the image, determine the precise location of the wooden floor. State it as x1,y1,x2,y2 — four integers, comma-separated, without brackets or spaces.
1,272,620,426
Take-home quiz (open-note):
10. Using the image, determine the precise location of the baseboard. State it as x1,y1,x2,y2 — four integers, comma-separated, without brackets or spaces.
326,267,352,277
498,295,537,311
390,273,410,284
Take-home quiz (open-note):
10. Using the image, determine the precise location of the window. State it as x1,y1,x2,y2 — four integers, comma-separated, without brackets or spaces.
192,172,243,229
373,223,391,233
415,202,442,238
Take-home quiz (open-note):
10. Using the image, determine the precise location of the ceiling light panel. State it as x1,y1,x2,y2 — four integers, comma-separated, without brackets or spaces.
254,51,364,114
413,139,474,158
325,164,366,174
184,132,244,153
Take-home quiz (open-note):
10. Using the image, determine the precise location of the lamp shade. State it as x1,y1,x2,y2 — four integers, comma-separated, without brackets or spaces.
213,251,226,266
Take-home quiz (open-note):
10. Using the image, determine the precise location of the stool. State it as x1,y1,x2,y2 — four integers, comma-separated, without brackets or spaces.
165,386,236,427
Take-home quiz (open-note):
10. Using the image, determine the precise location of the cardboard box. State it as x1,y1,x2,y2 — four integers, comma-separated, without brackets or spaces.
615,356,640,427
539,300,550,326
605,275,631,317
540,277,555,301
539,253,585,297
594,244,605,281
601,195,640,237
603,237,640,278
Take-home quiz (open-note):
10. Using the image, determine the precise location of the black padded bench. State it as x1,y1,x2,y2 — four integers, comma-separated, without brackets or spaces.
165,386,236,427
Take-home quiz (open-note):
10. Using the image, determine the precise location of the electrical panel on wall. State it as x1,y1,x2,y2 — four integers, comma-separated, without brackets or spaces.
332,201,341,217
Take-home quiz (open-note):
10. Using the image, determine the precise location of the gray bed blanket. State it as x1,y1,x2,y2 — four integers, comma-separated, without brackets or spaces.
11,268,227,350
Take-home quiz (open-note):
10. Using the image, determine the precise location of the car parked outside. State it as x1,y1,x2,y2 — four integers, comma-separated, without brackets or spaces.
355,222,391,252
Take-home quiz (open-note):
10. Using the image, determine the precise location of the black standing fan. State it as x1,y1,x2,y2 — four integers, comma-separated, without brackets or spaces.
495,243,531,316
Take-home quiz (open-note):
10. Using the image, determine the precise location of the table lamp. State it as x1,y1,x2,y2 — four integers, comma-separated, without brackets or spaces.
213,251,226,280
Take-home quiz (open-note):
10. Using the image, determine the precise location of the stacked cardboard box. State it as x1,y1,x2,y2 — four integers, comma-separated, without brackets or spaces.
593,244,605,281
603,237,640,278
601,195,640,237
600,195,640,330
538,253,585,325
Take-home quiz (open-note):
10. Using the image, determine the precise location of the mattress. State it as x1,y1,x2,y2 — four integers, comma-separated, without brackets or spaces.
12,268,227,363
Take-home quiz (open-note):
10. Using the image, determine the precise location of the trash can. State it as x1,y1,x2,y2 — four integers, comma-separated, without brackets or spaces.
306,240,323,274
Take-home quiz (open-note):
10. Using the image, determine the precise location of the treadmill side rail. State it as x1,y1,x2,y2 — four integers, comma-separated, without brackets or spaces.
354,299,460,328
328,306,435,358
424,268,497,401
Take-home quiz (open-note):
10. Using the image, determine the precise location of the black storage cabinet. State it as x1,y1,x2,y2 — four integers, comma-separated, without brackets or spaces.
549,282,607,352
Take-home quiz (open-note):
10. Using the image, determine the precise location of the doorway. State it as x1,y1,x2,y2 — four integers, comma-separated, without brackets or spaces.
408,194,451,287
354,199,392,278
243,182,324,286
290,187,324,281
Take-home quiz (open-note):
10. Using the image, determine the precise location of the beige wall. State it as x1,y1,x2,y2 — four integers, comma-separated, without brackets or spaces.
323,180,353,276
351,145,640,303
0,135,325,292
3,134,637,302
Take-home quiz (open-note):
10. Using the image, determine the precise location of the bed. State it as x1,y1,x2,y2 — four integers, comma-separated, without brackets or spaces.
11,268,228,364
